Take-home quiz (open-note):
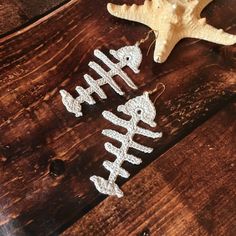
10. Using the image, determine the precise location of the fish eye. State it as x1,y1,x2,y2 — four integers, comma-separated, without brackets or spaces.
125,55,131,61
136,108,142,115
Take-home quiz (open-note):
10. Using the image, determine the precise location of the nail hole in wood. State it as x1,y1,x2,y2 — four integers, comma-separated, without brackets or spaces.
49,159,65,177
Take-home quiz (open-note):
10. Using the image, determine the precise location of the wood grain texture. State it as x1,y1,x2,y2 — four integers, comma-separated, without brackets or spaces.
14,0,68,19
62,102,236,236
0,0,235,235
0,0,67,36
0,0,28,35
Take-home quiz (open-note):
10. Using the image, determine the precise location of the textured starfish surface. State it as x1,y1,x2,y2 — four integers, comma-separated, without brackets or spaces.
107,0,236,63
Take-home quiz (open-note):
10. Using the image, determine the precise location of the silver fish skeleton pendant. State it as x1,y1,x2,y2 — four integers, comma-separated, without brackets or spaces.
60,44,142,117
90,92,162,197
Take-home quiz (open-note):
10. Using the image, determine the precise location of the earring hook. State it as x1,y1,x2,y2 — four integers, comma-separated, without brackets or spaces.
135,29,159,56
148,82,166,105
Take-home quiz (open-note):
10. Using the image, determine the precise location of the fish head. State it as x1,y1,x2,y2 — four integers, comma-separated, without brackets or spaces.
118,92,157,127
110,45,142,73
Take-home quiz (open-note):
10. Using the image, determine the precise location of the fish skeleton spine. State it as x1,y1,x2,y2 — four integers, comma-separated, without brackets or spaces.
90,92,163,197
60,45,142,117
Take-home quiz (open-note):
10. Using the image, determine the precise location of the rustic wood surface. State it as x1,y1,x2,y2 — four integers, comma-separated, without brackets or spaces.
0,0,67,36
0,0,27,35
0,0,235,235
62,102,236,236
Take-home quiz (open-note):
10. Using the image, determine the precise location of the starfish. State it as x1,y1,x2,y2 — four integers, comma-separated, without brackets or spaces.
107,0,236,63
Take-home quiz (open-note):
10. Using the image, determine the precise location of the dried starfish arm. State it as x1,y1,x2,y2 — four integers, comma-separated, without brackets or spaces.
189,21,236,45
107,1,153,26
193,0,214,17
153,27,182,63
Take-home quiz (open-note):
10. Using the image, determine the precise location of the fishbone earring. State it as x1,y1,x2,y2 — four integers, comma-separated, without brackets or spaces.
90,83,165,198
60,44,142,117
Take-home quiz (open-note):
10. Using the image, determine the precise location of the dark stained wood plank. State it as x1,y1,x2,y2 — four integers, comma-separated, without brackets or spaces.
0,0,28,35
0,0,235,235
14,0,68,19
0,0,67,36
62,102,236,236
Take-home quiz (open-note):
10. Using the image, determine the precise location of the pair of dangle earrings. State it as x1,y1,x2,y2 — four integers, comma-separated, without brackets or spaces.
60,42,164,197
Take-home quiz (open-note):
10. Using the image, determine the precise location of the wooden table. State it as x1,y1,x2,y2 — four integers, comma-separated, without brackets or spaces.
0,0,235,235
